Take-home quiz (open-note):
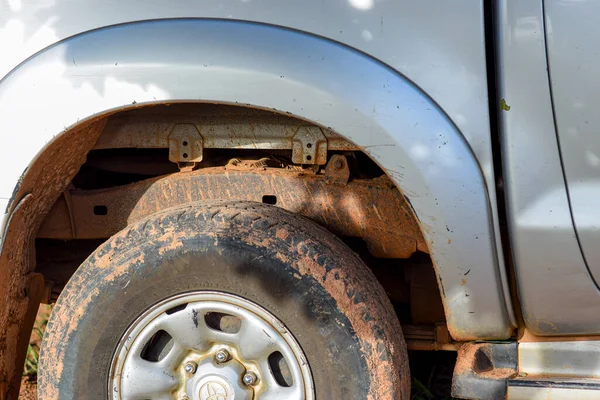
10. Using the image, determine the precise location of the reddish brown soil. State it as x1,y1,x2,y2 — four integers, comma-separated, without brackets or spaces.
19,378,36,400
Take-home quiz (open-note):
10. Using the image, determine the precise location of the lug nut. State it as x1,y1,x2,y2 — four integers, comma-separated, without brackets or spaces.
215,349,230,364
242,372,258,386
184,362,197,374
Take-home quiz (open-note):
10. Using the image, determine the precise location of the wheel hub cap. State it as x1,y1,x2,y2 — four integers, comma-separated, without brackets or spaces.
184,347,248,400
197,376,233,400
109,291,314,399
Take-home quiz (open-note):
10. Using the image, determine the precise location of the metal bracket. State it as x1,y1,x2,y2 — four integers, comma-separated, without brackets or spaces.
292,126,327,165
324,155,350,186
168,124,203,172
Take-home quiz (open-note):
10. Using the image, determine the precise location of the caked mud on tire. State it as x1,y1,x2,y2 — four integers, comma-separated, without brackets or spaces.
39,201,410,399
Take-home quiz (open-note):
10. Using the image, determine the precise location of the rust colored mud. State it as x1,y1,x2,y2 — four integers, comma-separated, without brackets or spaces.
454,342,479,376
18,378,36,400
0,119,106,399
454,342,516,380
39,202,410,399
39,168,427,260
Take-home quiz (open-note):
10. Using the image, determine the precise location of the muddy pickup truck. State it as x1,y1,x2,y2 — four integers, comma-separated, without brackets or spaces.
0,0,598,399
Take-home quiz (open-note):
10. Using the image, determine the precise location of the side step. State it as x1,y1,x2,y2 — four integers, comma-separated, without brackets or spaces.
507,377,600,399
452,342,517,400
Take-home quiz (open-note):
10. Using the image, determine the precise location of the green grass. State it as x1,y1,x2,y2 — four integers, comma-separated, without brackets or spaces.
409,352,458,400
411,377,457,400
23,306,51,378
412,377,435,400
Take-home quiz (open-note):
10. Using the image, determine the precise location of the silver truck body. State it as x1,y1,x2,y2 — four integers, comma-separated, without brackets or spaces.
0,0,512,340
2,0,600,398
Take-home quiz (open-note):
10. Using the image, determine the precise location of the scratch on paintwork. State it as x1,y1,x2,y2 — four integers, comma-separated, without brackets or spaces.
385,169,404,180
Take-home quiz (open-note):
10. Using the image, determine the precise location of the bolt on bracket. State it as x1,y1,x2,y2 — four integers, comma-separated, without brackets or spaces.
292,126,328,165
168,124,204,172
324,155,350,186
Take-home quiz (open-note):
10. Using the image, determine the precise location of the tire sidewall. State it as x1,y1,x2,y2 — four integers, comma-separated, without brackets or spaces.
39,203,408,399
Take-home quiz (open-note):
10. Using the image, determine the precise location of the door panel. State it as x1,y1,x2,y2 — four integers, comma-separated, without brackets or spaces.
497,0,600,336
545,0,600,285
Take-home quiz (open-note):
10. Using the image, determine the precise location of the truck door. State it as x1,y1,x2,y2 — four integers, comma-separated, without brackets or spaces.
545,0,600,283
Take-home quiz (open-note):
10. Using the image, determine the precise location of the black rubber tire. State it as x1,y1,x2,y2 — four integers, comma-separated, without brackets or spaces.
39,201,409,399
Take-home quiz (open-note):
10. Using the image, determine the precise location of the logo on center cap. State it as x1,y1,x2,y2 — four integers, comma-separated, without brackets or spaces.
199,380,229,400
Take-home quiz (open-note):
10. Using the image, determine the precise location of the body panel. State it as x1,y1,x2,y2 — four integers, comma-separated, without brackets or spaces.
519,340,600,378
496,0,600,335
0,0,493,189
0,19,513,340
507,379,600,400
544,0,600,285
0,0,508,269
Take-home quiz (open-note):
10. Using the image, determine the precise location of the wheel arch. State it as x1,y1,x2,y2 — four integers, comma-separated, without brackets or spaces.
0,19,512,357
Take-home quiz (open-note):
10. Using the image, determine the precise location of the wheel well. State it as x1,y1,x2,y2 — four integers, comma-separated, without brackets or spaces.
6,104,451,357
33,104,449,347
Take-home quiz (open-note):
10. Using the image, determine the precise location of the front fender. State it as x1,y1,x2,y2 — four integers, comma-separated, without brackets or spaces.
0,19,513,340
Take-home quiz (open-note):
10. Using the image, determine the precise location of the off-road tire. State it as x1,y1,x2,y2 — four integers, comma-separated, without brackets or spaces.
39,201,410,399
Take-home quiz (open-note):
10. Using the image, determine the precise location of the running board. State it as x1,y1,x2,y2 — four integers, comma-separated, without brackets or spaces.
507,377,600,399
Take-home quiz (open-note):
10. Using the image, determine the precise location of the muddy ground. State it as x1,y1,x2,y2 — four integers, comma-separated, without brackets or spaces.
19,378,36,400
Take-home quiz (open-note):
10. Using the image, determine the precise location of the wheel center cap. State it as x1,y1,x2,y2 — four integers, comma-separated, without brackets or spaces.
197,375,235,400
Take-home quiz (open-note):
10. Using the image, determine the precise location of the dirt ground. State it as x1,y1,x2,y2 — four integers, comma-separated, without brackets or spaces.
19,377,36,400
